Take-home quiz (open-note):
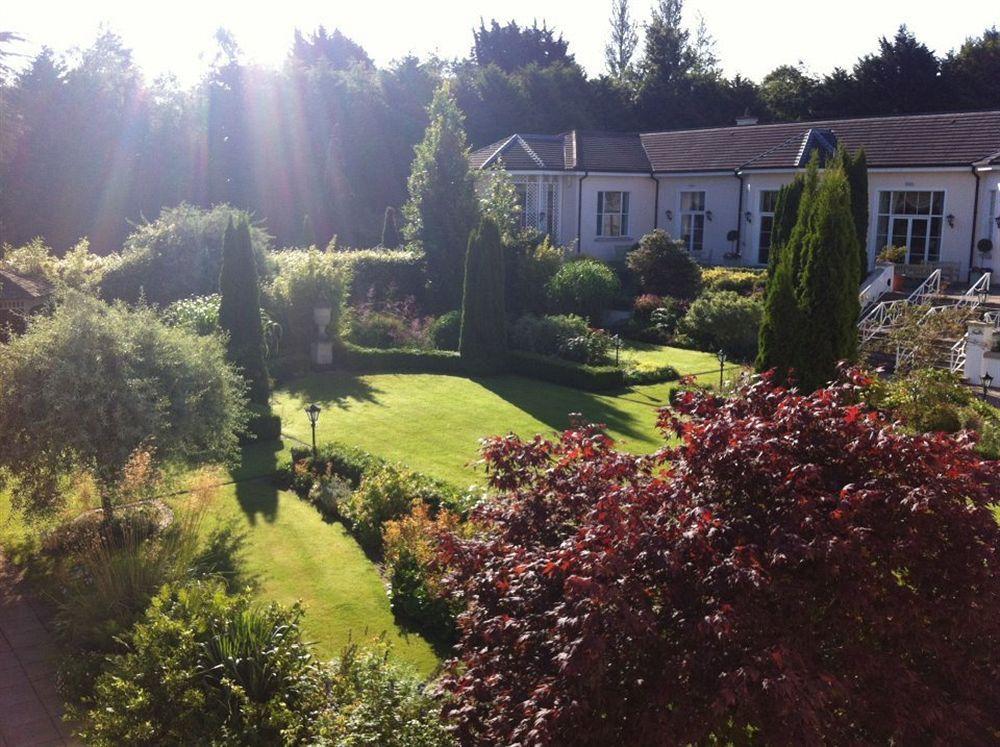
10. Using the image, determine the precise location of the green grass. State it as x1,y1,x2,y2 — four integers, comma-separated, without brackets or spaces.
619,340,742,377
275,373,680,486
195,442,441,675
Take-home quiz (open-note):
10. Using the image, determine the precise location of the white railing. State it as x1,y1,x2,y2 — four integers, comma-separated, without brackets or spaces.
949,335,967,373
858,269,942,344
906,268,942,305
900,272,992,371
859,262,895,315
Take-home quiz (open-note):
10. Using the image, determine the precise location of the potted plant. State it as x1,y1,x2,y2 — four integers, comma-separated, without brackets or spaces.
876,245,907,290
977,238,993,261
723,229,741,261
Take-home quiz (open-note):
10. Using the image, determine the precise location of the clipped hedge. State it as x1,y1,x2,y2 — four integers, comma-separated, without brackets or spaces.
339,343,466,375
277,442,465,513
328,248,425,303
507,351,625,391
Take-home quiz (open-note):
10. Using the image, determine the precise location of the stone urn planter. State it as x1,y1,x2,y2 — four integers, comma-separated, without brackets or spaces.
313,306,332,333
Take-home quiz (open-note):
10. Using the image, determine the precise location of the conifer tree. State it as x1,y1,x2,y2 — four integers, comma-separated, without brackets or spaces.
842,148,870,280
219,216,270,405
758,158,861,389
381,206,401,248
302,213,316,247
403,82,479,311
767,176,805,276
795,167,861,390
459,216,506,369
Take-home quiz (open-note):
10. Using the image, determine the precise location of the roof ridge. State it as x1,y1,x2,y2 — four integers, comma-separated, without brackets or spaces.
738,131,806,170
515,135,545,168
638,108,1000,138
480,135,519,169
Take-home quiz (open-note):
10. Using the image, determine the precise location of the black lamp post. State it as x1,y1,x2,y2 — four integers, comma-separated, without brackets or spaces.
305,403,321,458
983,372,994,400
716,349,727,390
613,334,622,366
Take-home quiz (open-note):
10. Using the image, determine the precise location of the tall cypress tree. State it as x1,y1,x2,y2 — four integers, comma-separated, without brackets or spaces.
794,166,862,390
844,149,870,280
767,176,805,276
403,82,479,311
459,216,506,369
381,205,401,248
219,216,270,405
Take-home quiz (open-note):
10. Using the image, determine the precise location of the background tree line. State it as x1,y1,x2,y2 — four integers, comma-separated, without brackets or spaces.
1,1,999,254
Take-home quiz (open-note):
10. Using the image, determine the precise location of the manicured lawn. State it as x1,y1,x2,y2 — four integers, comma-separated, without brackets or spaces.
274,373,679,486
195,441,441,675
620,340,745,378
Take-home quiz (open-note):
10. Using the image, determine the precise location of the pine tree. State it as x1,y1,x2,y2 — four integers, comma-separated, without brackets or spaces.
301,213,316,247
459,216,506,369
403,82,479,311
605,0,639,83
794,166,862,390
219,216,270,405
381,206,401,248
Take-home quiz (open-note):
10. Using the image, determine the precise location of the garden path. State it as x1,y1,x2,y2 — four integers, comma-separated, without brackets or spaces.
0,555,77,746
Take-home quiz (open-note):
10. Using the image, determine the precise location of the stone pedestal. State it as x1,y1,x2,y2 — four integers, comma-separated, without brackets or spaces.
311,306,334,367
311,340,333,367
964,321,998,386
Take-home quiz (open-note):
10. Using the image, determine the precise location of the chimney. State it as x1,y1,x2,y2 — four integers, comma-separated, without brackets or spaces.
735,110,758,126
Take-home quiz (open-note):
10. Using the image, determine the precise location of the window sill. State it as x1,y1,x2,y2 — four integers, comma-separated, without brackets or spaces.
594,236,634,243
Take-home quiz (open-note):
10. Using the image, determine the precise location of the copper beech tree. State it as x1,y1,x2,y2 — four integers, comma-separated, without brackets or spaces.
438,370,1000,745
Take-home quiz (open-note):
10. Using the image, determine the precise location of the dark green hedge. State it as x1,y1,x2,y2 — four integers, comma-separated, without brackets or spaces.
507,351,626,391
275,441,464,512
339,343,466,375
329,248,425,303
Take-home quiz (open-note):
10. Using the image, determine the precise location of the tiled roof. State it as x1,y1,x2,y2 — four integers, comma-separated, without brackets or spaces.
470,110,1000,174
0,269,52,301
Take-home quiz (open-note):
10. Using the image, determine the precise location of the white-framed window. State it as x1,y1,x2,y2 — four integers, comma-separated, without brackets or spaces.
596,191,629,237
513,179,560,238
679,191,706,252
875,190,945,265
757,190,779,265
515,183,530,229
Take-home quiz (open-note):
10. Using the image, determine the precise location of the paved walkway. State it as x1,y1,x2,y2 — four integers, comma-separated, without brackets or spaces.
0,558,77,746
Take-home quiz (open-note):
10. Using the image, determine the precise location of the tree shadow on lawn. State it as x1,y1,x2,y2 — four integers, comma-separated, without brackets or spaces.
232,438,284,526
478,375,666,449
280,371,384,411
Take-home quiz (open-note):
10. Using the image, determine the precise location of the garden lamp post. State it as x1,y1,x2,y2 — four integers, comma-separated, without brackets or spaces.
716,349,727,391
305,403,321,458
613,334,621,366
983,372,994,400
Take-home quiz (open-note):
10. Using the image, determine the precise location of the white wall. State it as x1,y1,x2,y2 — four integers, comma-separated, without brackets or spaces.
540,166,993,282
655,174,742,265
576,174,656,260
865,169,979,279
975,168,1000,275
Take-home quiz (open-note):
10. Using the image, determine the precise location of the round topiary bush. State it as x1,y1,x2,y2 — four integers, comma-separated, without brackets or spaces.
625,229,702,300
429,310,461,351
546,258,620,324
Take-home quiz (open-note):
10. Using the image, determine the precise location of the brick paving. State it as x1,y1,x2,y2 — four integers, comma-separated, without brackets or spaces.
0,557,77,746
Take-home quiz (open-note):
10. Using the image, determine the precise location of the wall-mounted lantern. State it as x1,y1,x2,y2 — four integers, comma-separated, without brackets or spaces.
994,215,1000,229
665,209,673,221
706,210,713,221
946,214,956,228
745,211,753,224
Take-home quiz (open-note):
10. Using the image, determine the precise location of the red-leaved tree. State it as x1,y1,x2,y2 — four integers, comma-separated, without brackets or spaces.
438,370,1000,745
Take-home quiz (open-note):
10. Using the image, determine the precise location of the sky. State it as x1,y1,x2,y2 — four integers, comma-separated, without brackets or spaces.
4,0,998,85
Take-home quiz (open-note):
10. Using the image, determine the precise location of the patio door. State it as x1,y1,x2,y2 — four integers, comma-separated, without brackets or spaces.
890,216,932,265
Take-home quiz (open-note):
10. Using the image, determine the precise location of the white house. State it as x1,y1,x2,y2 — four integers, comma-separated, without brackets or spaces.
470,110,1000,282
